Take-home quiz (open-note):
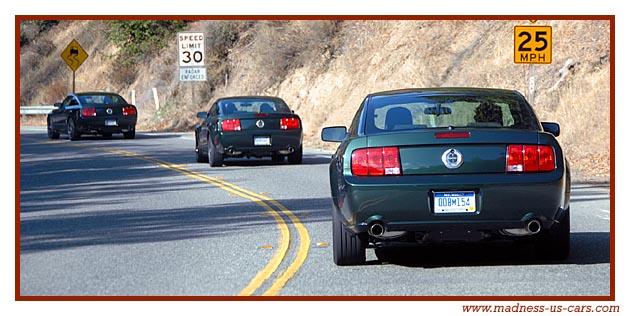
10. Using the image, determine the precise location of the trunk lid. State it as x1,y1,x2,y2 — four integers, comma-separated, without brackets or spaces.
366,129,540,175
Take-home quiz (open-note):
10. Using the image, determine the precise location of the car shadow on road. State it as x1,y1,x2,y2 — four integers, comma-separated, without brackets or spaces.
369,232,610,268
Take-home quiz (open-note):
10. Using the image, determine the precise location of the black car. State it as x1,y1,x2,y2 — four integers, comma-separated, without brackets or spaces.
195,96,303,166
321,88,571,265
47,92,137,140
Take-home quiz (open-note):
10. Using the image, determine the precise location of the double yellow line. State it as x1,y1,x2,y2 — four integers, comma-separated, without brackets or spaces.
66,142,311,296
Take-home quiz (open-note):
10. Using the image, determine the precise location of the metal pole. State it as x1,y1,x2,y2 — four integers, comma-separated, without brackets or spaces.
192,82,196,108
72,71,76,94
528,64,535,106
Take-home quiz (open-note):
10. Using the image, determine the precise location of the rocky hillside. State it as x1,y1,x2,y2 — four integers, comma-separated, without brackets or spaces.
19,19,611,182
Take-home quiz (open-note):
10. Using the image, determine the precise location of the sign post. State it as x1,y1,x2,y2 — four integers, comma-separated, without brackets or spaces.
61,39,89,93
514,23,552,106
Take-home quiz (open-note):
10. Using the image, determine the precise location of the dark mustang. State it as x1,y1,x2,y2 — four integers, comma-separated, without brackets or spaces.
195,96,303,167
322,87,571,265
47,92,137,140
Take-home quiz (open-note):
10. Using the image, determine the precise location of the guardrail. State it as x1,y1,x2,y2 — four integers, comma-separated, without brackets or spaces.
20,106,55,115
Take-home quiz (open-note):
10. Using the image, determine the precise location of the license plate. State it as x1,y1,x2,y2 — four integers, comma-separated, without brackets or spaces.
433,191,476,213
254,136,271,146
105,119,117,126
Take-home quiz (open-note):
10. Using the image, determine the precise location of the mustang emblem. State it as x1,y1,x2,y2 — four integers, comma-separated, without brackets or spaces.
106,108,113,115
442,148,463,169
256,120,265,128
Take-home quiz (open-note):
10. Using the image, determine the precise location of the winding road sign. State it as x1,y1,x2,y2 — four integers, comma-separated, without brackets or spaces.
61,39,88,72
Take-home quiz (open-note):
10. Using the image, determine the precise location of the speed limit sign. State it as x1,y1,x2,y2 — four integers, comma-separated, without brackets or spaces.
514,26,552,64
178,32,205,67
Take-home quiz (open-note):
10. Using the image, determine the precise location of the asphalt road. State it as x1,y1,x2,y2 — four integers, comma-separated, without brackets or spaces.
18,127,611,297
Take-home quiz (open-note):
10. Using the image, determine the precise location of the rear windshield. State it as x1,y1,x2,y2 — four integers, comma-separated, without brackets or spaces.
364,93,539,135
218,99,291,115
78,94,127,105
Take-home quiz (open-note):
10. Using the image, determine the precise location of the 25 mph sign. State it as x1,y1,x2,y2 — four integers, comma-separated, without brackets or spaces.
514,25,552,64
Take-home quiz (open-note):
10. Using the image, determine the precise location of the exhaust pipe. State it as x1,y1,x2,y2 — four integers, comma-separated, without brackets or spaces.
501,218,542,236
368,222,385,237
526,219,542,234
278,146,296,155
227,148,235,155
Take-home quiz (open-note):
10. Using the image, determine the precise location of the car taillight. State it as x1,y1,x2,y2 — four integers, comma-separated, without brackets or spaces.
506,144,555,172
222,118,242,132
351,147,401,176
81,108,96,117
122,106,136,116
280,117,300,130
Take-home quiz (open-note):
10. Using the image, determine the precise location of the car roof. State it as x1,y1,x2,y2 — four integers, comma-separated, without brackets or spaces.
72,92,121,97
216,96,286,103
367,87,521,98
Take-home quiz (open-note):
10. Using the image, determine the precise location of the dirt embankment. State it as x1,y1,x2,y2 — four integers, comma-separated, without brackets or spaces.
19,19,611,182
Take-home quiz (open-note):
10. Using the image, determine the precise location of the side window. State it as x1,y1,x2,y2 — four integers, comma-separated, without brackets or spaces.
209,104,219,117
62,96,74,106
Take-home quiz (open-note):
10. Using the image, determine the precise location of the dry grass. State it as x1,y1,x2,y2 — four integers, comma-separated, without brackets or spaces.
19,19,611,182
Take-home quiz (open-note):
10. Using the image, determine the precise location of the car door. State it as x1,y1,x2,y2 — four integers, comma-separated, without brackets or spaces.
51,96,73,131
199,103,219,151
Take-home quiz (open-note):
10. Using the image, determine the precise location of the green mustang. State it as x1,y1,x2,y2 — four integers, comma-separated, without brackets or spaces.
322,88,571,265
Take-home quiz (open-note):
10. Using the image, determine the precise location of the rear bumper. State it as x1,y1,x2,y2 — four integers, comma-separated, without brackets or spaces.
335,172,569,236
218,130,302,157
77,116,136,134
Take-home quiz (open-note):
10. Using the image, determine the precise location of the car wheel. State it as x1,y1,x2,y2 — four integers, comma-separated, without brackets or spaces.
332,205,366,265
535,207,570,260
208,138,223,167
47,118,59,139
67,118,81,141
287,146,303,164
123,127,136,139
195,135,209,163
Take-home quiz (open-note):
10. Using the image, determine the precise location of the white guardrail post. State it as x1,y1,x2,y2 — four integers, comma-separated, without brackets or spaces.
20,106,55,115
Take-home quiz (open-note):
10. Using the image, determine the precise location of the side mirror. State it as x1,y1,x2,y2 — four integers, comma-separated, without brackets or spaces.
196,112,208,119
321,126,347,142
53,103,62,108
542,122,560,137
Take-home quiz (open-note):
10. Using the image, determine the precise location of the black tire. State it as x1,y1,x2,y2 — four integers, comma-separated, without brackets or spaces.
287,146,303,165
332,206,366,265
535,208,570,260
47,118,59,139
271,155,284,163
208,138,223,167
123,127,136,139
195,135,209,163
67,118,81,141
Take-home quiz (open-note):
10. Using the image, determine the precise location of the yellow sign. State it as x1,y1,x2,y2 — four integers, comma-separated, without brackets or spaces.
61,39,89,72
514,25,552,64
